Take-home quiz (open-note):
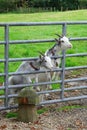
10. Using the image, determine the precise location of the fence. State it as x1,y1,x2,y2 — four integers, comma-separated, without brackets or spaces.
0,21,87,110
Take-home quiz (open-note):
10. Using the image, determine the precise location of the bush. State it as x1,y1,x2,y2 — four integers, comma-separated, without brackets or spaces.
0,0,87,13
0,0,16,13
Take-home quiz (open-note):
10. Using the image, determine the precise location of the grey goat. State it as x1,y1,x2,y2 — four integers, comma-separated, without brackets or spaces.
8,54,54,104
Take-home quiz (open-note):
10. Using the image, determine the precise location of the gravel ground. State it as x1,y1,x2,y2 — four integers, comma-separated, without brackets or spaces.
0,103,87,130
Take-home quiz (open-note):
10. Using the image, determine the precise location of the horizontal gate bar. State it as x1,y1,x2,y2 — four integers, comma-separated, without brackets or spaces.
37,86,87,94
0,21,87,26
0,77,86,90
0,39,54,44
0,105,18,111
0,66,87,77
0,95,5,99
0,53,87,63
0,37,87,45
0,86,87,98
0,95,87,111
40,95,87,105
8,76,87,88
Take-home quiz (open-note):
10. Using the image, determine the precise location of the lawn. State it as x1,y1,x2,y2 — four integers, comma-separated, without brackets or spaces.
0,10,87,83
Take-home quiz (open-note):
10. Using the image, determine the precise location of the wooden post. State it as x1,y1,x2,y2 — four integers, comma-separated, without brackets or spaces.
17,87,39,123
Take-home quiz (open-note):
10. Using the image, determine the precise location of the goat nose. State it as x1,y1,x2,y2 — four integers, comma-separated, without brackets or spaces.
69,44,73,48
71,44,73,48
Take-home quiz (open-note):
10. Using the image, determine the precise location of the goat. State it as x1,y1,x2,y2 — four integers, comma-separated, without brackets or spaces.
43,34,73,89
8,54,54,104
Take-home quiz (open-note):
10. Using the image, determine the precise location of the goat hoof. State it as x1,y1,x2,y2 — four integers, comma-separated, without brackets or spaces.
45,93,50,97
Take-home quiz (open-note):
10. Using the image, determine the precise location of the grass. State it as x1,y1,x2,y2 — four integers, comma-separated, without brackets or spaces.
0,10,87,84
0,10,87,22
6,112,18,118
58,105,87,112
0,90,4,95
37,107,48,114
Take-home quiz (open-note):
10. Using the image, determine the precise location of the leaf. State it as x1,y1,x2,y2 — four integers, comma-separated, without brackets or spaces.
30,127,36,130
12,124,19,129
0,125,7,130
75,119,82,126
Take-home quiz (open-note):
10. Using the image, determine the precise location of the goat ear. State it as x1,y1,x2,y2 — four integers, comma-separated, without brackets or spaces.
39,55,42,59
39,55,43,64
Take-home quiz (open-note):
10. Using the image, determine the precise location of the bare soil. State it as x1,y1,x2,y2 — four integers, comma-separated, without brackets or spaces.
0,103,87,130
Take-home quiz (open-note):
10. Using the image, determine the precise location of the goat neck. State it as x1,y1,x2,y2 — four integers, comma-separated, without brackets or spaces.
45,44,61,57
30,61,40,70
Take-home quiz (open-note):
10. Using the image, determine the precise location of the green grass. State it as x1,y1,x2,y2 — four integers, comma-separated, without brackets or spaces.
0,10,87,83
0,10,87,22
52,83,61,89
58,105,87,112
37,107,48,114
0,90,4,95
6,112,18,118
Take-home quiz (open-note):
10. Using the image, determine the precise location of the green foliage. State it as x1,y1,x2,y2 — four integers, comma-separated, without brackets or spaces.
0,0,87,13
0,0,17,13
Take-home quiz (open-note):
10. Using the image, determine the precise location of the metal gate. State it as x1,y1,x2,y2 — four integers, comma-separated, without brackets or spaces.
0,21,87,110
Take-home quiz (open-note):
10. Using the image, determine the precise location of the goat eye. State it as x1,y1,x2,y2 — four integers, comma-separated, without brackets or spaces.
61,40,64,42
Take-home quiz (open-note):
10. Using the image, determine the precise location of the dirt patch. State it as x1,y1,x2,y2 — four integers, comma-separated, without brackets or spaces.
0,103,87,130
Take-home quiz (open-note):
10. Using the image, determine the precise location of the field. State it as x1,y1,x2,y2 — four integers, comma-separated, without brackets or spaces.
0,10,87,84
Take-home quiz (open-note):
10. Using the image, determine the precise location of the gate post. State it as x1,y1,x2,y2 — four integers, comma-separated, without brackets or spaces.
17,87,39,123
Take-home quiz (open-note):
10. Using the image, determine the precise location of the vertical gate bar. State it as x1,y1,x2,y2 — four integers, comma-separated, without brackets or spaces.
4,24,9,107
60,23,67,99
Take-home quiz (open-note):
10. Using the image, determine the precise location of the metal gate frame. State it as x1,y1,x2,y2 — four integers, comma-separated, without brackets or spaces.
0,21,87,110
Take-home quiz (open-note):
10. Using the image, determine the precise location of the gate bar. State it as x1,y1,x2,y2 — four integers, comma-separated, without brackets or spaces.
4,25,9,107
60,23,67,99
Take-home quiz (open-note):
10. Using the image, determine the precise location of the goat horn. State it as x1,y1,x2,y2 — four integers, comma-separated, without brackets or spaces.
55,34,61,37
38,51,45,56
62,34,65,37
55,38,59,42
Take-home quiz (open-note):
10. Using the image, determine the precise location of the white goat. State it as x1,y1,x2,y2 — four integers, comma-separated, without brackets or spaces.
8,54,54,104
40,34,73,90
